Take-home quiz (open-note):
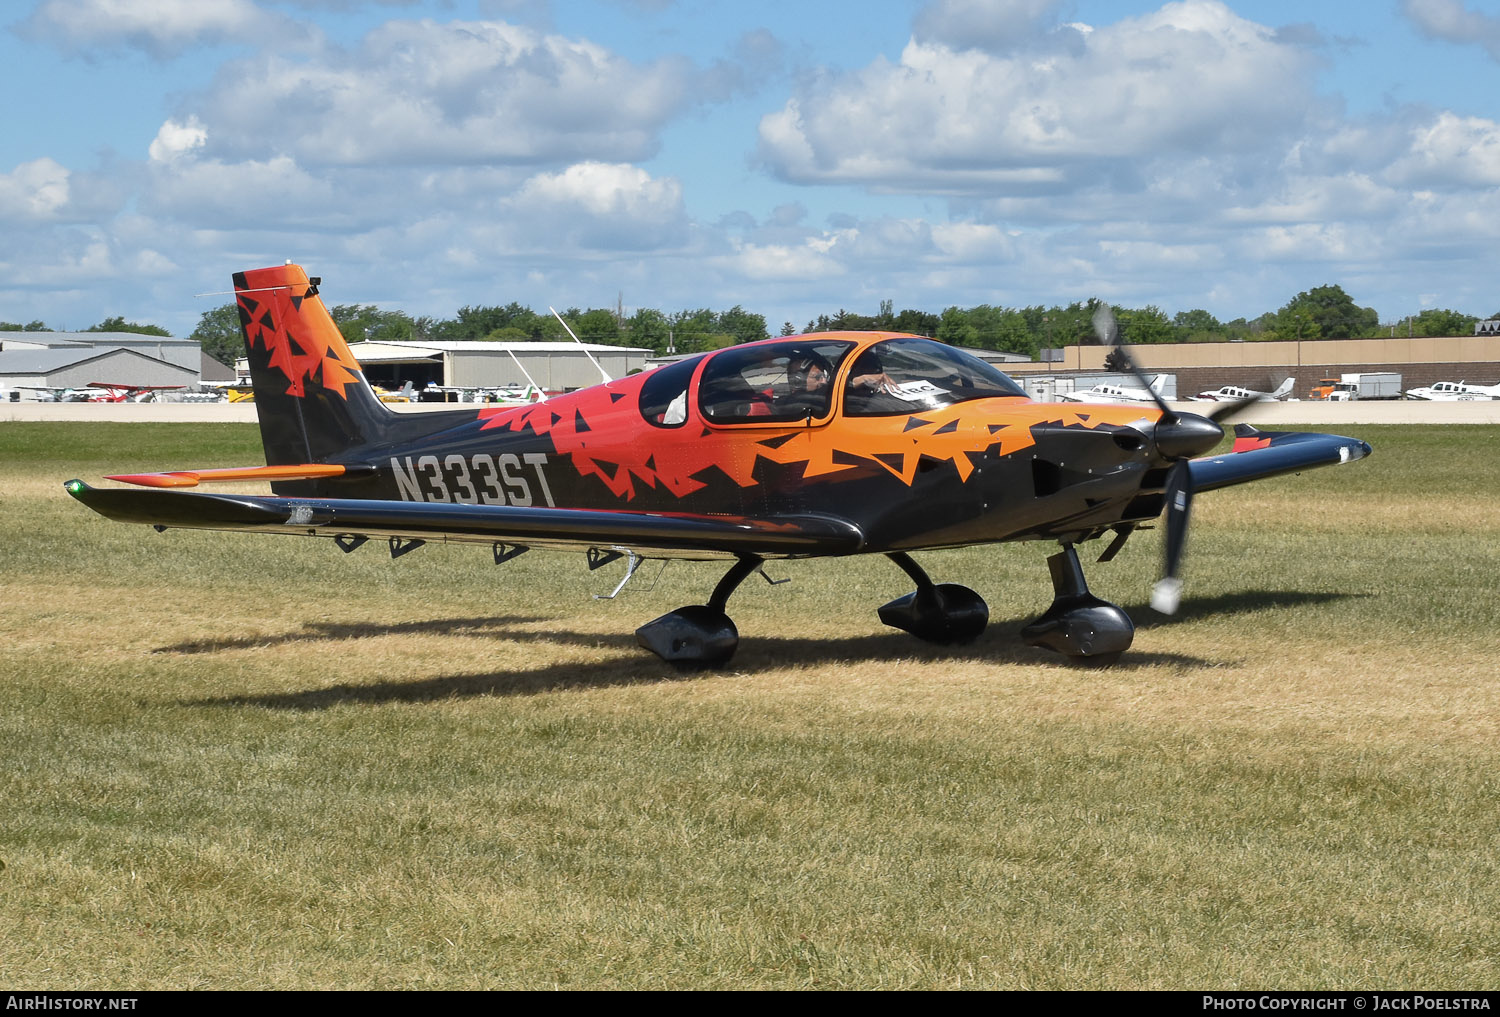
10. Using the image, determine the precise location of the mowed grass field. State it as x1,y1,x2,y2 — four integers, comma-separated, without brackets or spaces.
1,421,1498,989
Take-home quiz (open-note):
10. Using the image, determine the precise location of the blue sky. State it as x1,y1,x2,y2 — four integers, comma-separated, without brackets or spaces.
2,0,1499,336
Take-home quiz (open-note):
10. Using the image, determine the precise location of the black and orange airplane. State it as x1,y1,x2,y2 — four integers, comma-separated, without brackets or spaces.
68,263,1371,666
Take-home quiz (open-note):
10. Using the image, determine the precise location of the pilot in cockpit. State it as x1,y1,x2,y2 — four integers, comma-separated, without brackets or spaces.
843,349,901,412
780,353,833,415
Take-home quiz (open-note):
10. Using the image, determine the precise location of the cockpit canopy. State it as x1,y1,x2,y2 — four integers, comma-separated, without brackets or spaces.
638,335,1028,428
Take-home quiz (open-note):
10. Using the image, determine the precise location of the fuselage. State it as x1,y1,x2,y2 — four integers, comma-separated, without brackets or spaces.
288,333,1174,556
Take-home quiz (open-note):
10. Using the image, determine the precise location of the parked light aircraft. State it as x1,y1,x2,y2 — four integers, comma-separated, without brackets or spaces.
419,382,550,406
67,264,1371,667
1404,381,1498,401
67,382,186,403
375,381,418,403
1194,379,1294,402
1058,375,1167,404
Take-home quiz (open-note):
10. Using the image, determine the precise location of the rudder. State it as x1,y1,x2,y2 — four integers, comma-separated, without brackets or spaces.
233,263,391,466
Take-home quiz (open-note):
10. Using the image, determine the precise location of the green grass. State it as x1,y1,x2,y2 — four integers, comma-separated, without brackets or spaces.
1,422,1498,988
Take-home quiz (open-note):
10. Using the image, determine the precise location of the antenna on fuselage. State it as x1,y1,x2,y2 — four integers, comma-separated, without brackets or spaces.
549,306,612,383
502,346,545,396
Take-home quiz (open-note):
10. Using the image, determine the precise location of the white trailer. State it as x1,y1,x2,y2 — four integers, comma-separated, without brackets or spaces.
1327,372,1402,401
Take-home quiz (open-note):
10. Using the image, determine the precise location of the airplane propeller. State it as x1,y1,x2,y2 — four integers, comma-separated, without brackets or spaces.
1090,305,1258,614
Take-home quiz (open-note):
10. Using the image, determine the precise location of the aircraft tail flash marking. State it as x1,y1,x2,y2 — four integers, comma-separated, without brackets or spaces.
232,263,422,470
234,264,365,401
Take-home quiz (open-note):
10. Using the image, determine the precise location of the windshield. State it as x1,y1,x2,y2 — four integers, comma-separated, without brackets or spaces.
843,338,1028,416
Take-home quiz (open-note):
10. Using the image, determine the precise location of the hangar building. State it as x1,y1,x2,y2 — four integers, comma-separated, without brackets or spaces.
0,331,201,394
344,340,652,392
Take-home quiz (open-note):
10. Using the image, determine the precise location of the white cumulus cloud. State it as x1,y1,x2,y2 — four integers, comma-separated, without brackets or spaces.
20,0,283,58
1403,0,1500,62
149,118,209,163
183,19,697,168
0,159,73,222
758,0,1320,196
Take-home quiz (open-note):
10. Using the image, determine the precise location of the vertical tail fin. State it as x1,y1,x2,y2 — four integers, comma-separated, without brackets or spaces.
233,263,391,466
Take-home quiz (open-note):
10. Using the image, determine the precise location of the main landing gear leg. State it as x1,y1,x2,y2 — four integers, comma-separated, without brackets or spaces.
636,554,762,668
1020,544,1134,666
877,552,989,645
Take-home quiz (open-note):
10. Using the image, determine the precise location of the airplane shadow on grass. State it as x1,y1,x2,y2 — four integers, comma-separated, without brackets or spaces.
1121,588,1367,629
180,588,1357,711
156,615,549,655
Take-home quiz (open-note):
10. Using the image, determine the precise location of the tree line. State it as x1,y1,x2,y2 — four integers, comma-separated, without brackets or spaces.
794,287,1498,361
180,301,774,367
7,283,1496,368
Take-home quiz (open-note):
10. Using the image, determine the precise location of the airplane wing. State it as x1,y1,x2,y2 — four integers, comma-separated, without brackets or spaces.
64,481,865,560
1188,424,1371,493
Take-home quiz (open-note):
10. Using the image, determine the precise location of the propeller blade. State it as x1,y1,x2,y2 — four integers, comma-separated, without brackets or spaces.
1092,303,1174,418
1091,303,1119,347
1151,460,1194,615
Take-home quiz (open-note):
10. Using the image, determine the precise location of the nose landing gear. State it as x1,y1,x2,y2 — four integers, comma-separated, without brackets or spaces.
1021,544,1134,666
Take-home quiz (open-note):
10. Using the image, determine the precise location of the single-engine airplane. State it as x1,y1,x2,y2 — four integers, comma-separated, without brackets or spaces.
1193,379,1294,402
1404,380,1498,401
67,263,1372,666
75,382,186,403
1058,374,1167,404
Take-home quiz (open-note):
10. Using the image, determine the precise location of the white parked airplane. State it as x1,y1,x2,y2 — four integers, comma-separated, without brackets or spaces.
1194,379,1294,402
1060,374,1167,404
1404,380,1498,401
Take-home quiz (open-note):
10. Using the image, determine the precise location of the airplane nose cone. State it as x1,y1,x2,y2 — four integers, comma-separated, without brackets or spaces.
1154,412,1224,460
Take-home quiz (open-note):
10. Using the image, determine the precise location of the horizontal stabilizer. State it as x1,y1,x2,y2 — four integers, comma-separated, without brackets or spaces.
105,464,357,488
65,481,865,559
1188,425,1371,492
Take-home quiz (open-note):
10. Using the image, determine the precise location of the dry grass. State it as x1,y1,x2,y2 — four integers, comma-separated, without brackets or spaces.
1,422,1498,988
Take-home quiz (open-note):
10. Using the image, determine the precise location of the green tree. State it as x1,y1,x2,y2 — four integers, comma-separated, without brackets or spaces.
427,303,539,341
934,306,977,346
670,309,733,353
626,308,673,353
1271,285,1377,340
329,304,415,344
0,319,50,331
1117,305,1174,345
190,303,245,367
718,305,768,344
574,308,622,345
86,315,171,336
892,308,939,336
1173,309,1222,343
1408,308,1478,337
